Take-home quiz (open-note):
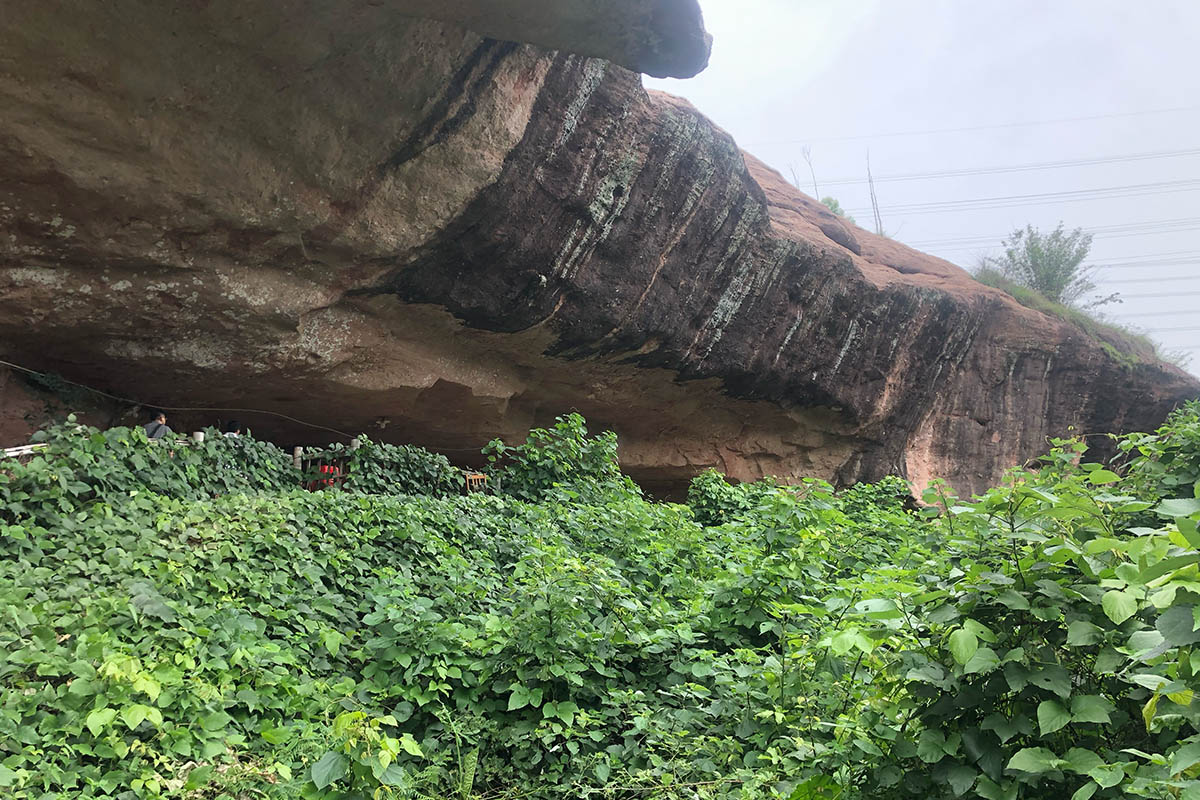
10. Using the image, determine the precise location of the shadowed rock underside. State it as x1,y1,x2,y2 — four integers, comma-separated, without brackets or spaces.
0,1,1194,495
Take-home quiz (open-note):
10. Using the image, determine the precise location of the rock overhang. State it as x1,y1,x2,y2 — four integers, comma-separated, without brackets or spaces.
0,0,1195,497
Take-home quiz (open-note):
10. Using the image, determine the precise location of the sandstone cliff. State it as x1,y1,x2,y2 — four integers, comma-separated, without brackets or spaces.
1,1,1195,494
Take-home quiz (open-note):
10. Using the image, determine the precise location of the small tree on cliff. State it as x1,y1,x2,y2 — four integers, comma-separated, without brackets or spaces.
820,196,856,224
980,223,1118,308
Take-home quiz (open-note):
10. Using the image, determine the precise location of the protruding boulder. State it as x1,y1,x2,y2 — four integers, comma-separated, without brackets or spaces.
0,1,1194,495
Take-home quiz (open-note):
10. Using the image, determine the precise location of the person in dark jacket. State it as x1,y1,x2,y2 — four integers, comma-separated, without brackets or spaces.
143,409,173,440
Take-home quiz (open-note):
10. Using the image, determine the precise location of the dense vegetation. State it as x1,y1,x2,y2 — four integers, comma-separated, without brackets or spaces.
3,405,1200,799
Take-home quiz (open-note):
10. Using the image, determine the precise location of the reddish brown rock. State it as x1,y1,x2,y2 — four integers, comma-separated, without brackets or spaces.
0,2,1194,494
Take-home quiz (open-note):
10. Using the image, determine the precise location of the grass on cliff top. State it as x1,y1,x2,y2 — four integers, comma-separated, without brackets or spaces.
972,266,1187,368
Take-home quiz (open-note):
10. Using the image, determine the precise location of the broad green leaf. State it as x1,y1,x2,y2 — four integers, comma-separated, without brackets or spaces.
554,701,579,725
877,766,902,787
1171,740,1200,774
1008,747,1060,773
964,646,1001,675
1143,693,1161,731
1128,629,1167,660
1070,782,1098,800
907,662,950,688
1178,516,1200,550
1087,470,1121,485
1086,537,1125,555
949,628,979,665
1158,604,1200,646
311,751,348,789
260,727,293,744
86,707,117,737
1087,765,1125,788
1101,590,1138,624
1130,673,1170,691
321,630,343,657
201,711,232,732
982,713,1020,744
0,766,16,788
377,765,410,787
1066,621,1104,646
917,730,948,763
1157,499,1200,518
996,589,1030,610
1028,664,1072,698
947,765,977,796
183,765,213,791
831,628,859,656
853,738,883,756
399,732,424,757
974,776,1014,800
1038,700,1072,735
1121,747,1167,764
1063,748,1104,773
1140,554,1200,584
121,704,148,730
858,598,903,619
963,619,997,643
1070,695,1113,724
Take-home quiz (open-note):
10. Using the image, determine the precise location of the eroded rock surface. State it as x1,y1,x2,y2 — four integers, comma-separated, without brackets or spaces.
0,1,1195,494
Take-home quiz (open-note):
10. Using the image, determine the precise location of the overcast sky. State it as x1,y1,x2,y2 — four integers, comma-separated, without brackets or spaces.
646,0,1200,374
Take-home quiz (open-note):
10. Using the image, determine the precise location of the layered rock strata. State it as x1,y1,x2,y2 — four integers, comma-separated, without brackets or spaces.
0,1,1194,494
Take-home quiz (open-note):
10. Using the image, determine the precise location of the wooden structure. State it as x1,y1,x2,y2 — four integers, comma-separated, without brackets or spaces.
464,472,489,494
294,445,352,491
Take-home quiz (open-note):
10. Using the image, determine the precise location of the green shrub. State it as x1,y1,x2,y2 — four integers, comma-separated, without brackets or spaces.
342,438,463,497
1119,399,1200,497
483,412,639,503
686,469,778,526
1,419,295,525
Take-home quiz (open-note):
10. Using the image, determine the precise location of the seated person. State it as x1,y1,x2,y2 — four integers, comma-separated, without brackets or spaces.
143,409,173,440
223,420,243,438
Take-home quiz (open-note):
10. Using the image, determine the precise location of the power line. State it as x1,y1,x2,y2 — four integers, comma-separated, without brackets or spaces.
1113,309,1200,318
910,217,1200,251
1093,249,1200,262
847,178,1200,217
1112,289,1200,300
745,104,1200,145
821,147,1200,187
1094,260,1200,272
932,229,1200,254
912,216,1200,244
1097,274,1200,285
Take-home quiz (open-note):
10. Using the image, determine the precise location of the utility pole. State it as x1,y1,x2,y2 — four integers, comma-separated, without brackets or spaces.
802,146,820,199
867,151,883,236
